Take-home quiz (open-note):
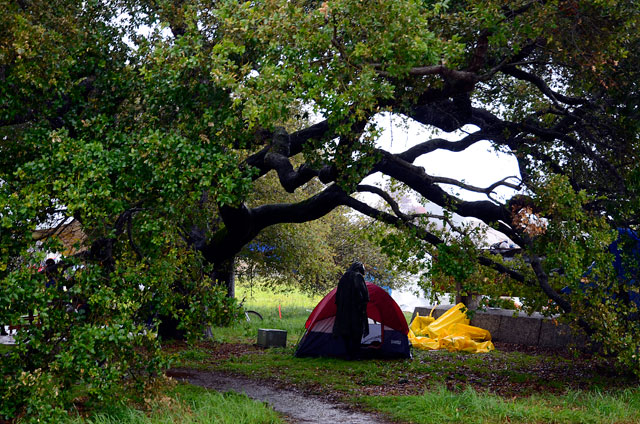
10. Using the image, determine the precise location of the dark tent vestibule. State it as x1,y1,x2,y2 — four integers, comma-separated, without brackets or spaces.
295,282,411,359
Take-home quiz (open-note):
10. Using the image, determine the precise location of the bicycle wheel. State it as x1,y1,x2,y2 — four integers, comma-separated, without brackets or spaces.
245,310,263,322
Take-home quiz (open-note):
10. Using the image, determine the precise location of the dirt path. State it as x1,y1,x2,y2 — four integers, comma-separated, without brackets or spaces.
167,368,392,424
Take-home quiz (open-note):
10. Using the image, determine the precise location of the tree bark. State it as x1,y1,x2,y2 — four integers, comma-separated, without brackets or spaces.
211,257,235,298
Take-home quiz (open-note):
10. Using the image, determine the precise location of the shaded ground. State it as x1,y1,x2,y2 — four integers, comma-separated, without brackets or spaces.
167,368,393,424
165,340,637,400
164,341,263,361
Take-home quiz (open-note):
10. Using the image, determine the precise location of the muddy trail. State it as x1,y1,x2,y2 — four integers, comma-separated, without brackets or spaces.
167,368,392,424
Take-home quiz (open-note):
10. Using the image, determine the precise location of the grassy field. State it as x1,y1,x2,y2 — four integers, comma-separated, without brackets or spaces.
168,281,640,424
0,343,13,354
205,282,323,345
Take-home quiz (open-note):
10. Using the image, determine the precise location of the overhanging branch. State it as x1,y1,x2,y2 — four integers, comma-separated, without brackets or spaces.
201,184,350,262
345,195,529,283
375,150,512,225
244,119,331,181
355,184,413,221
397,131,493,163
429,175,521,200
501,66,587,106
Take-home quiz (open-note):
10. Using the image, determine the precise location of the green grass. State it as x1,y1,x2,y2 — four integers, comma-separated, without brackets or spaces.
204,282,321,346
202,304,310,346
66,383,283,424
0,343,13,354
168,281,640,424
172,342,640,423
220,347,406,392
360,385,640,424
202,344,626,397
237,282,323,311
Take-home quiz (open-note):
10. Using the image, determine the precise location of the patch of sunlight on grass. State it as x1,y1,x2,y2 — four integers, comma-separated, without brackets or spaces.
236,279,323,312
204,279,325,346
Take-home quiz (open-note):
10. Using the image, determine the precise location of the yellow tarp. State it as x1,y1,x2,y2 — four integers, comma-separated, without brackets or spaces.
408,303,495,353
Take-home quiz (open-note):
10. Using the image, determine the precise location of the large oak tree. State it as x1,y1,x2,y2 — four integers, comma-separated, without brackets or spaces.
2,0,639,418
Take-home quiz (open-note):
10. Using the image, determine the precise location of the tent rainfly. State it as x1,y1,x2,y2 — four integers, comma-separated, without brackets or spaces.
295,282,411,359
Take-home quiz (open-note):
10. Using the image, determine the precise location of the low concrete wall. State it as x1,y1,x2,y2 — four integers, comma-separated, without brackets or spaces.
412,306,586,348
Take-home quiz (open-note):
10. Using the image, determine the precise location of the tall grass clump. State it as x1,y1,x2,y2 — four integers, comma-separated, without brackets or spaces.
66,383,282,424
361,385,640,424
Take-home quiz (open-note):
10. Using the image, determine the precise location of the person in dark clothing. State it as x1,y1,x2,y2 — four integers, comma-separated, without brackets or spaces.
332,262,369,359
44,258,58,289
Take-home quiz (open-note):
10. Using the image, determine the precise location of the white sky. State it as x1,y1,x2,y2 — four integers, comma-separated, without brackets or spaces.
364,112,521,205
355,112,521,247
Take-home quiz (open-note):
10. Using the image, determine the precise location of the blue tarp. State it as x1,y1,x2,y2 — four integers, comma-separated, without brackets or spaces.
609,228,640,308
562,228,640,309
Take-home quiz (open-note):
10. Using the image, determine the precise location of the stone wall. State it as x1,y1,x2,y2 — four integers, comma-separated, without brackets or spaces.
412,306,586,348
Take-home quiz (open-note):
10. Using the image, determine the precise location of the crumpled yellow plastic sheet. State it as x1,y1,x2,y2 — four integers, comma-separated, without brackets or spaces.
408,303,495,353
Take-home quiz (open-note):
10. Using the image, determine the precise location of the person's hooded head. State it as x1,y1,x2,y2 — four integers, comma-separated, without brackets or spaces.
44,258,56,274
348,261,365,276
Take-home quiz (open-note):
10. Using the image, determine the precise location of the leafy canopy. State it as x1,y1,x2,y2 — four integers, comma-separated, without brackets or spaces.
2,0,640,420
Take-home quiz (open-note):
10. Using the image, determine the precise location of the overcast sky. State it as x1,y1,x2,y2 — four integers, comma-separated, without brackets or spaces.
365,112,521,204
355,112,522,247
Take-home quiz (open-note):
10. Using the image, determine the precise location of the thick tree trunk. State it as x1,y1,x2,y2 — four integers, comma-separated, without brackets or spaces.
460,294,480,310
211,257,235,298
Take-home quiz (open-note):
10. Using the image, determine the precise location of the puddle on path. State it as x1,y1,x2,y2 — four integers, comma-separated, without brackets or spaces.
167,368,391,424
